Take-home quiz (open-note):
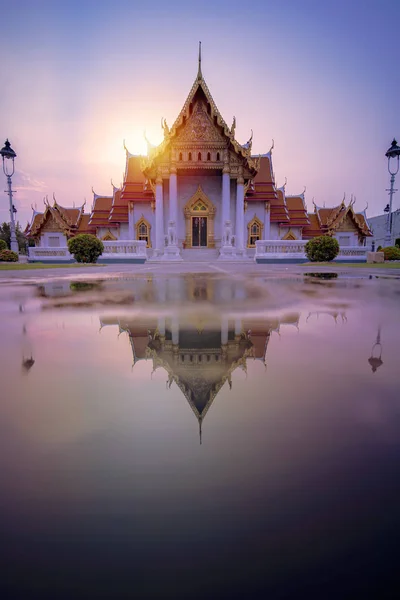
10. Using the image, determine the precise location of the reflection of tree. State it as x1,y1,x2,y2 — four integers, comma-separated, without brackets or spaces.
22,322,35,373
368,327,383,373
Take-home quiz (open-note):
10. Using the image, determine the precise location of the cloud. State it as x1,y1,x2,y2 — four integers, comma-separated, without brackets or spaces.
15,170,47,193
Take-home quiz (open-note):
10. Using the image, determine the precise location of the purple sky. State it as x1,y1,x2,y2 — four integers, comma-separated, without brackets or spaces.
1,0,399,226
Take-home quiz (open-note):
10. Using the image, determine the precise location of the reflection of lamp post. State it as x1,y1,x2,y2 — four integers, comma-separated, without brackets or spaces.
368,328,383,373
384,139,400,247
0,139,18,254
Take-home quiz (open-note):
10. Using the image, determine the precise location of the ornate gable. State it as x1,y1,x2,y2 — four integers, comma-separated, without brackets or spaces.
42,213,63,232
174,101,226,146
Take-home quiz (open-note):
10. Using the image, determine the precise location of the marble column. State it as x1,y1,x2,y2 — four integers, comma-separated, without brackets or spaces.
221,316,229,345
171,315,179,345
235,174,245,251
169,165,178,225
155,173,164,254
264,202,271,240
222,165,230,226
128,203,134,240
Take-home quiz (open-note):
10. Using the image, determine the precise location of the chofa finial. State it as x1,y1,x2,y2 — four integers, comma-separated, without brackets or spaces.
197,41,202,80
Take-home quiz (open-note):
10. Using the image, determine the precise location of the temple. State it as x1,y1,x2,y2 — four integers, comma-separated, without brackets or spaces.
26,44,372,263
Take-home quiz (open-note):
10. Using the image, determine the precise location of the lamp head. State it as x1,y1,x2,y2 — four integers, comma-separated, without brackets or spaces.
0,139,17,161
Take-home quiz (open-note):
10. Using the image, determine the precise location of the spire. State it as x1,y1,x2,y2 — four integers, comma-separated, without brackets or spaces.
197,41,202,80
199,417,202,445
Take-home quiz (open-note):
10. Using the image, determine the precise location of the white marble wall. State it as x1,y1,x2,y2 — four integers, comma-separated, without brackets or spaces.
39,232,67,247
369,209,400,248
132,203,155,247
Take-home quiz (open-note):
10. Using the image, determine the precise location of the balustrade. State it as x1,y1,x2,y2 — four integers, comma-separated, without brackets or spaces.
29,240,147,262
255,240,369,261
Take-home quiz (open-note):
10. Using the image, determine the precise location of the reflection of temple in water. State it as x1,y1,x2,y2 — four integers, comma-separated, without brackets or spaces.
100,312,300,442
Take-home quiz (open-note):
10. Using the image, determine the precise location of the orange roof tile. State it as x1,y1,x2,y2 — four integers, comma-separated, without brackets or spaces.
286,195,310,227
303,213,323,238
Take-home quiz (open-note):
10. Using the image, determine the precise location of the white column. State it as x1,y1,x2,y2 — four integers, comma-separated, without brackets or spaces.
234,319,242,337
157,317,166,337
128,203,134,240
235,175,245,251
264,203,271,239
171,315,179,345
222,167,230,225
169,167,177,225
221,316,229,345
155,174,164,254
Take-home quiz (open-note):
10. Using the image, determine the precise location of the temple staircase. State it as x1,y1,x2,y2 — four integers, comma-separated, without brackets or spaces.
181,249,220,262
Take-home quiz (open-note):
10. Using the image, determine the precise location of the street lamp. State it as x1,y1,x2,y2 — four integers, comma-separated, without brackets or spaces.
384,138,400,247
0,139,19,254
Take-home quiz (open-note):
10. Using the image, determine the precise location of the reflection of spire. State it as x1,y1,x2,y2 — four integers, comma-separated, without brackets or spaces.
368,327,383,373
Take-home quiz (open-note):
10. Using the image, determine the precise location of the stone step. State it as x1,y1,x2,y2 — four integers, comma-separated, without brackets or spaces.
182,249,220,262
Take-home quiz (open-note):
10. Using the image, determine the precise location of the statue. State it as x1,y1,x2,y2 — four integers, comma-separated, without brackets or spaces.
167,221,177,247
223,220,233,246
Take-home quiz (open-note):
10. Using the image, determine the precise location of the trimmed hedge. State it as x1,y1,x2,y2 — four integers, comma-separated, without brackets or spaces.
0,239,7,251
0,249,18,262
305,236,340,262
67,234,104,263
382,246,400,261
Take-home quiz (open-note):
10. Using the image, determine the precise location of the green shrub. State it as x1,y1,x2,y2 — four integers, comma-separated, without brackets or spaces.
305,236,340,262
395,238,400,248
0,239,7,251
0,249,18,262
67,234,104,263
382,246,400,261
376,245,383,252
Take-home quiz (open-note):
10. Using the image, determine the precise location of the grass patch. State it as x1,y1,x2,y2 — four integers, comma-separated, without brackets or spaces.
302,262,400,269
0,263,106,271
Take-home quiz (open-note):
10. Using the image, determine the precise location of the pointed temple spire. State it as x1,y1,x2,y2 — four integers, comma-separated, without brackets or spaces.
197,41,202,80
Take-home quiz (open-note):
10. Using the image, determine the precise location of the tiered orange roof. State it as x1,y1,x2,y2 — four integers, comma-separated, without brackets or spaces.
302,213,323,238
25,200,88,239
88,195,116,228
285,194,310,227
303,201,372,239
246,155,290,224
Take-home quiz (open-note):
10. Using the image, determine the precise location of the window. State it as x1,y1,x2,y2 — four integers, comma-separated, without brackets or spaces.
188,152,192,161
48,236,60,247
338,235,350,247
179,152,183,161
135,217,151,248
193,200,207,211
247,217,263,247
216,152,220,161
198,152,202,161
207,152,211,161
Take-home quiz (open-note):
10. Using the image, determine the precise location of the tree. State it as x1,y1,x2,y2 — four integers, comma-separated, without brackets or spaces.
0,222,28,253
305,235,340,262
67,234,104,263
382,246,400,261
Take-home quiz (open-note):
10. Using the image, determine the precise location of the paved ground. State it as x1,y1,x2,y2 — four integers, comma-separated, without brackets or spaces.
0,261,399,281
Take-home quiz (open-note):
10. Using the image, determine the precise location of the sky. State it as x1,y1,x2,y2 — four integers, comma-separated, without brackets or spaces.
1,0,399,226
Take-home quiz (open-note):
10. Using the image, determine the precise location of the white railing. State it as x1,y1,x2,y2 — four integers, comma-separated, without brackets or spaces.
101,240,147,259
255,240,307,259
255,240,369,261
29,240,148,262
29,247,72,261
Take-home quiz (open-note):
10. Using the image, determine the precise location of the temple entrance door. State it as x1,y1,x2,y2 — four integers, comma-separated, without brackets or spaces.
192,216,208,247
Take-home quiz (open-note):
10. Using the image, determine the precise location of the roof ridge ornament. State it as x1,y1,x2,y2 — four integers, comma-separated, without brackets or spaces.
197,41,202,80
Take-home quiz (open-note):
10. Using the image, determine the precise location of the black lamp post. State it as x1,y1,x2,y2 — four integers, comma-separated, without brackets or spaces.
384,139,400,246
0,139,18,254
